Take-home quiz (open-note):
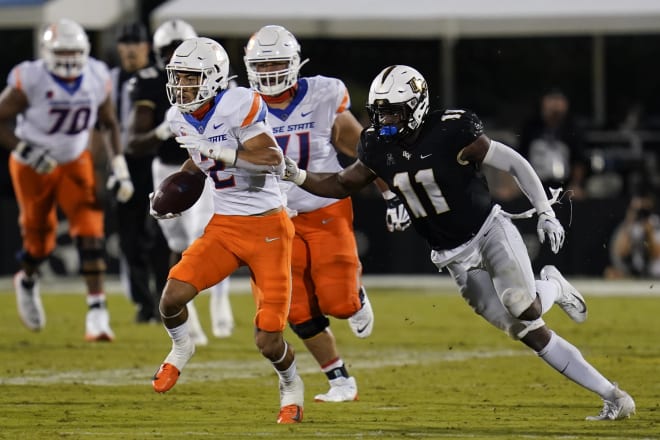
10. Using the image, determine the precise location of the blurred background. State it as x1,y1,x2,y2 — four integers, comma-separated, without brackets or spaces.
1,0,660,278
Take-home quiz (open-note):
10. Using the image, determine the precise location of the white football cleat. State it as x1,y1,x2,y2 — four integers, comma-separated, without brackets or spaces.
85,307,115,342
541,265,587,323
314,376,358,402
14,271,45,331
586,384,636,421
348,287,374,338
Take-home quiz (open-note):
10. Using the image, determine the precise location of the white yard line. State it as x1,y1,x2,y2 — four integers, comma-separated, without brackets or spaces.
0,348,527,386
0,274,658,296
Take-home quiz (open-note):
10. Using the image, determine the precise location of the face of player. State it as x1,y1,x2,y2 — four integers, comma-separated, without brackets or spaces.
117,41,150,73
254,61,289,88
172,71,202,105
50,49,86,80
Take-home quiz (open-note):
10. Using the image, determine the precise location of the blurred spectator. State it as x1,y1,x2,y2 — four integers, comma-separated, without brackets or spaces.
605,192,660,279
109,22,170,324
518,88,588,199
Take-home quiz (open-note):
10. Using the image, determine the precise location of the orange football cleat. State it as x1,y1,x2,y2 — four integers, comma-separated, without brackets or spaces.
152,363,181,393
277,404,303,424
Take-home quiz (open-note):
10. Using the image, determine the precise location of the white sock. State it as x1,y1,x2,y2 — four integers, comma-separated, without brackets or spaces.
86,293,106,308
538,331,615,399
275,360,298,384
535,279,558,315
163,321,195,371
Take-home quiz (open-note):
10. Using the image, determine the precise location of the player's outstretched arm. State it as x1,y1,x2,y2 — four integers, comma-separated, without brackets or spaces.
284,157,376,199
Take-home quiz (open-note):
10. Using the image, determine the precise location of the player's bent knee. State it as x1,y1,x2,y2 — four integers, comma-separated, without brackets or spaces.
254,330,284,359
16,249,48,267
159,279,197,318
289,315,330,339
501,287,535,318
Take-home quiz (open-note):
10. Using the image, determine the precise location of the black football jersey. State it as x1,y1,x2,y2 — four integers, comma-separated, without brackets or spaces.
359,109,494,251
131,65,188,165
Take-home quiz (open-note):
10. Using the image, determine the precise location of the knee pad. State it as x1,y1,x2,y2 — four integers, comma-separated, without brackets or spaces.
289,315,330,340
16,249,47,267
76,236,107,274
501,287,536,318
507,318,546,340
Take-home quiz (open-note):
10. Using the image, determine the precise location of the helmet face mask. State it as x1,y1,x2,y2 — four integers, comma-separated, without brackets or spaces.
367,65,429,142
244,25,308,96
166,37,230,113
41,19,90,79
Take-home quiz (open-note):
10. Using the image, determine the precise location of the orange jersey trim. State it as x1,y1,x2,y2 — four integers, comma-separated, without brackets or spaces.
240,92,262,128
336,89,349,114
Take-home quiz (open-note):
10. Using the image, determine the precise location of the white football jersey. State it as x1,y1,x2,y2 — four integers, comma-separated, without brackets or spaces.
166,87,282,216
9,58,111,164
266,76,349,213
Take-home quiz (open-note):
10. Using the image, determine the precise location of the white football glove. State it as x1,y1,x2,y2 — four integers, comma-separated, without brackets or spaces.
283,156,307,185
154,120,173,141
13,141,57,174
107,155,135,203
148,191,181,220
383,191,411,232
176,135,237,165
537,210,565,254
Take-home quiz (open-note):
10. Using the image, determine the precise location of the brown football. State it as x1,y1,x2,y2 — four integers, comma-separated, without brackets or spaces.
151,171,205,215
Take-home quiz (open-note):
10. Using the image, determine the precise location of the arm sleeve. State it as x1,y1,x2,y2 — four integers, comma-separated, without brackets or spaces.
483,140,552,214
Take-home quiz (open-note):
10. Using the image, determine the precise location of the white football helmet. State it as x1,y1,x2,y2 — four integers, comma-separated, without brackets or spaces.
166,37,230,113
153,19,197,68
244,25,309,96
40,18,90,79
367,65,429,142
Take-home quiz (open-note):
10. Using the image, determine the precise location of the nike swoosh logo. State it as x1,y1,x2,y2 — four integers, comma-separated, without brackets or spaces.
571,294,587,313
301,111,313,117
357,317,372,334
213,123,224,129
321,218,334,225
421,153,432,159
265,237,280,242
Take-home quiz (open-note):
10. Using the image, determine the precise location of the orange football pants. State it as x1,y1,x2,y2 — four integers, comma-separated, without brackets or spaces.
9,150,104,259
288,197,362,325
169,209,294,332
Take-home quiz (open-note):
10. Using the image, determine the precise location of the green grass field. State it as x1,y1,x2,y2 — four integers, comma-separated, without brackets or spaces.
0,284,658,439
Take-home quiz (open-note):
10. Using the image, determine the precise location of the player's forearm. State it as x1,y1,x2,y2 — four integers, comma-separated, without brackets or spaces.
300,172,353,199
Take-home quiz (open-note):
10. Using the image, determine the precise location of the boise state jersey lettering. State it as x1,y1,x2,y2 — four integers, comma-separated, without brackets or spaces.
132,65,188,165
9,58,110,164
359,109,494,250
269,76,348,213
166,87,281,216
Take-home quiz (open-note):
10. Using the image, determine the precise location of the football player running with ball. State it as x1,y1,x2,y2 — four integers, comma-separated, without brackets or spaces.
282,65,635,421
150,37,304,424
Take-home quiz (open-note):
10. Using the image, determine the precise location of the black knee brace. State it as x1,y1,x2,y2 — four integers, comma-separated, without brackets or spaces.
289,315,331,340
75,236,107,274
16,249,47,267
